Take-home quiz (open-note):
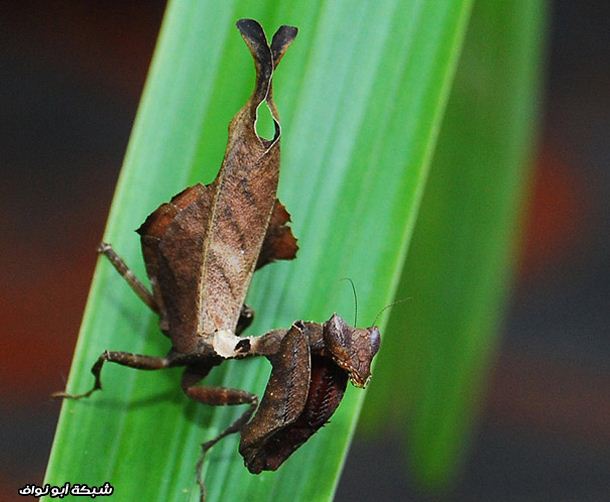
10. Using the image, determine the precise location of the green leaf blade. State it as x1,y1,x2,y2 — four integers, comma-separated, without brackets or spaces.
362,0,546,490
45,1,473,500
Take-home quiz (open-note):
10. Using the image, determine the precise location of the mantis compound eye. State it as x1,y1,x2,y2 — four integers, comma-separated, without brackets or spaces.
322,314,381,388
368,326,381,356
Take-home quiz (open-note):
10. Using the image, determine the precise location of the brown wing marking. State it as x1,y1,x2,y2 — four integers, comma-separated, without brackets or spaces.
137,184,214,351
197,22,297,335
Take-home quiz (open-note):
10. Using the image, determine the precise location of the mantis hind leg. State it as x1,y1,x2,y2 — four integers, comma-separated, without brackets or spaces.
99,241,256,336
98,242,158,314
181,365,258,501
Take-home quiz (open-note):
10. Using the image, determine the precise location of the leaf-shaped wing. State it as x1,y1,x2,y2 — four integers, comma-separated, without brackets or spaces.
137,184,214,352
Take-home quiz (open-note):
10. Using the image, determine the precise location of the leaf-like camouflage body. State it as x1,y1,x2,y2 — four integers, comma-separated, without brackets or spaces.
137,20,298,354
55,20,381,496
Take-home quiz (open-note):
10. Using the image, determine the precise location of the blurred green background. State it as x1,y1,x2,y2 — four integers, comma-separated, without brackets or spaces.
2,1,609,501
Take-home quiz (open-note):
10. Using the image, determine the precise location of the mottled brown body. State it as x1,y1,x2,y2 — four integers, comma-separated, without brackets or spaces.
137,20,297,354
54,19,381,501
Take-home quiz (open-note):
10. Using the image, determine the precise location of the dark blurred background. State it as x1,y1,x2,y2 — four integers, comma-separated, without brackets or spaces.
2,1,608,501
